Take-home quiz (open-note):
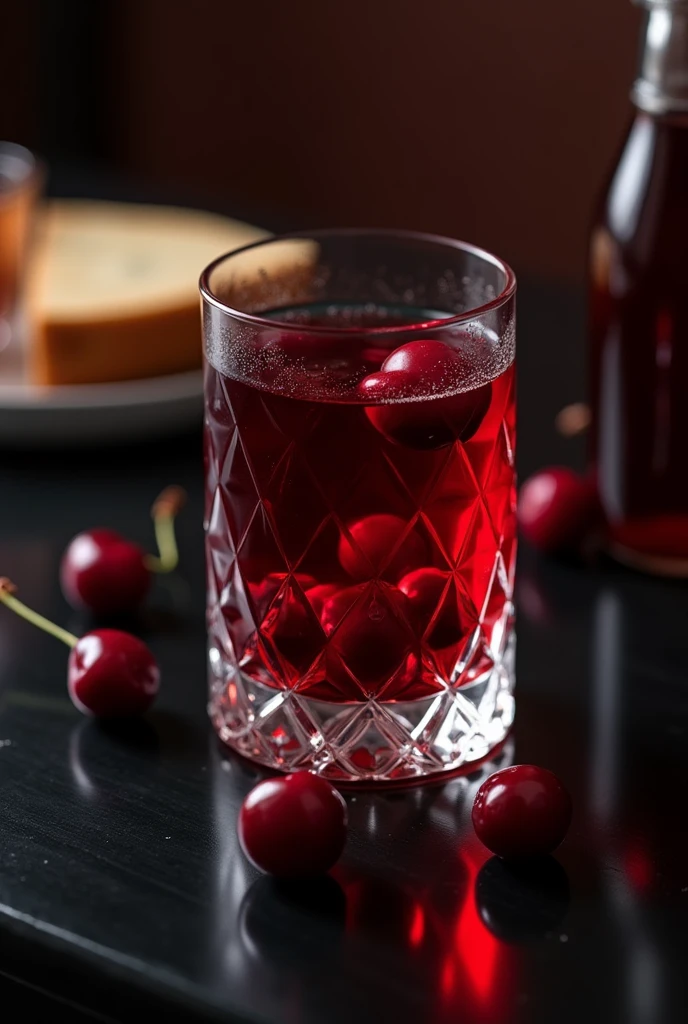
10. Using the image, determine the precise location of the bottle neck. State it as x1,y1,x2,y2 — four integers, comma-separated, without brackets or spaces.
632,1,688,114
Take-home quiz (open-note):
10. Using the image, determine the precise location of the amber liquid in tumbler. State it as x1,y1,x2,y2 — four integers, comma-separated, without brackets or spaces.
205,304,516,761
589,113,688,570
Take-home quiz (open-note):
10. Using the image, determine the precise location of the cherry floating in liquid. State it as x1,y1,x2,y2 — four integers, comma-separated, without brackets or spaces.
238,771,348,877
518,468,600,555
0,578,160,717
338,513,426,581
60,485,186,615
472,764,572,859
320,583,417,698
305,582,340,618
251,572,318,620
254,573,321,667
397,567,465,648
358,339,492,450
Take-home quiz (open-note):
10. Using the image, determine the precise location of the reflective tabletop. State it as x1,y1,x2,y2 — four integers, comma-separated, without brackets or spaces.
0,279,686,1023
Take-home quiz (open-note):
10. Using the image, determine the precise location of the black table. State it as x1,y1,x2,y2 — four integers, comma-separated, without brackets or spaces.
0,279,687,1024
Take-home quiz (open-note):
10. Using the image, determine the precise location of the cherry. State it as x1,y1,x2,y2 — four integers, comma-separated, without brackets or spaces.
472,764,572,859
518,467,600,554
320,583,417,697
338,514,426,580
254,574,321,667
358,339,492,450
68,629,160,716
0,578,160,717
251,573,318,620
382,338,468,377
60,486,185,615
61,530,150,616
397,567,465,648
238,771,347,877
305,583,340,618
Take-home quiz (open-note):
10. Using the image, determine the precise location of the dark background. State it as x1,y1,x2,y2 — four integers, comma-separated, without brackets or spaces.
2,0,639,284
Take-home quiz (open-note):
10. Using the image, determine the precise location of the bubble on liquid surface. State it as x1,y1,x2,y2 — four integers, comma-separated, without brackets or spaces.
204,303,515,404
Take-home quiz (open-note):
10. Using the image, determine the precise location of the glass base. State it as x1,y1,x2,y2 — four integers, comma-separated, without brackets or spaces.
209,634,515,784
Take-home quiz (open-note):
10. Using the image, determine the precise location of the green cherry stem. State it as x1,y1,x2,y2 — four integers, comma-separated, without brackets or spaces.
0,578,78,648
144,486,187,574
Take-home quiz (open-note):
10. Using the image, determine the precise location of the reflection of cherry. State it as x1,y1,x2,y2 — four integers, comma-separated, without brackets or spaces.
338,514,426,580
476,856,570,942
61,486,186,615
359,340,491,450
239,772,348,877
472,765,572,859
398,567,465,647
321,584,417,697
0,579,160,716
518,468,600,554
240,875,346,969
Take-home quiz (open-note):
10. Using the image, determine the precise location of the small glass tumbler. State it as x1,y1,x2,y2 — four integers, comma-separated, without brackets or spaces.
0,143,40,352
200,230,516,783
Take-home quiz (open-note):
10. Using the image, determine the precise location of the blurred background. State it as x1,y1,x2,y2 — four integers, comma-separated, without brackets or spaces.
1,0,639,284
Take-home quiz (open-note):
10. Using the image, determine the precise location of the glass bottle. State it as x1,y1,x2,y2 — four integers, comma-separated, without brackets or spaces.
589,0,688,574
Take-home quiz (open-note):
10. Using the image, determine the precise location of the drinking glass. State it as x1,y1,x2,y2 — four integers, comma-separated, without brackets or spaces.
200,230,516,783
0,143,40,352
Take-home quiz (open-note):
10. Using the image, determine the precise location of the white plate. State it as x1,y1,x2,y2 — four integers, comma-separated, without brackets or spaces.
0,364,204,446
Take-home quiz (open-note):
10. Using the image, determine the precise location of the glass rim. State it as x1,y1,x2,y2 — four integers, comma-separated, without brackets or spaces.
0,142,40,194
199,227,516,335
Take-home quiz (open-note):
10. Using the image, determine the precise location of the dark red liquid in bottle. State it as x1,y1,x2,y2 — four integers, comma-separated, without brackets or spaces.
589,112,688,571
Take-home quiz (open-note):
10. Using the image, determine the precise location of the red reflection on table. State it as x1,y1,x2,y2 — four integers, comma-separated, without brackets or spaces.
439,839,513,1018
622,836,654,894
337,835,515,1023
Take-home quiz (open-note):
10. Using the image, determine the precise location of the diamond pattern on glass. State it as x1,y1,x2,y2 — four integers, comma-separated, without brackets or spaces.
205,357,516,782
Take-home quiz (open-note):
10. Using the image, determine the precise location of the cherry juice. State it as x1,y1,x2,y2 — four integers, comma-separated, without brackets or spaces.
205,302,516,773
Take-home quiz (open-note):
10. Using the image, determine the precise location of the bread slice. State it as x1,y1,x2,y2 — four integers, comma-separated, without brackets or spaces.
27,200,267,385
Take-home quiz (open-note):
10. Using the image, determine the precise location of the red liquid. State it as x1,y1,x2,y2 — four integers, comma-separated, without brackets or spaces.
589,113,688,568
0,169,35,322
205,308,516,703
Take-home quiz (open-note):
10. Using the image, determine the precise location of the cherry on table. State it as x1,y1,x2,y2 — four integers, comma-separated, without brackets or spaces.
61,529,150,616
338,514,426,581
397,567,465,648
239,771,348,877
518,467,600,554
68,628,160,716
0,578,160,717
60,486,186,616
358,339,492,450
472,764,572,859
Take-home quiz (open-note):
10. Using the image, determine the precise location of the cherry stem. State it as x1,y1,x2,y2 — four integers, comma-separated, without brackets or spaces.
0,578,78,649
144,485,186,574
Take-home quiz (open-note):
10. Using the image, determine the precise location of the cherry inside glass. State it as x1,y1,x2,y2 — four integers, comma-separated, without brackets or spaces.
200,230,516,783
